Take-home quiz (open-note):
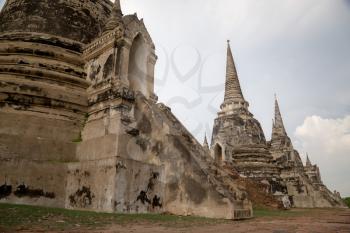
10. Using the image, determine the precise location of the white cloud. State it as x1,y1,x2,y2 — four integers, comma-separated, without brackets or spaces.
294,115,350,197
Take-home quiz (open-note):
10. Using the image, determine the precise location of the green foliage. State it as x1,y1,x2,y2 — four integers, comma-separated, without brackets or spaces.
343,197,350,208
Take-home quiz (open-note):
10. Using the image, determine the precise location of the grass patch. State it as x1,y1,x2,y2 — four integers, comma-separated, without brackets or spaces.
253,207,309,218
0,203,225,231
252,207,348,219
1,203,340,231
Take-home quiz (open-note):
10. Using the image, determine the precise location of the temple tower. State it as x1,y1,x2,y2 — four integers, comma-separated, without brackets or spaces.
304,155,323,185
211,41,279,182
268,98,345,208
269,96,304,166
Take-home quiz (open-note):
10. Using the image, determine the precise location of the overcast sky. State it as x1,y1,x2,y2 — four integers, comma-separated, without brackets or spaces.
1,0,349,197
120,0,350,196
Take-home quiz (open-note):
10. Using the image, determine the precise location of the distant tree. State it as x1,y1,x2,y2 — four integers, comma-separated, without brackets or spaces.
343,197,350,208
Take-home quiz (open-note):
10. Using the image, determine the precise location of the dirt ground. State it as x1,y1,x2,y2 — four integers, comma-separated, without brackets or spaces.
15,208,350,233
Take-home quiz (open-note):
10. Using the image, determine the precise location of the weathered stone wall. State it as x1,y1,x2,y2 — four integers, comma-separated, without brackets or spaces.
131,95,252,219
0,34,87,165
211,109,283,196
282,169,338,208
212,112,267,150
66,158,117,212
0,0,113,44
0,159,68,207
0,1,92,209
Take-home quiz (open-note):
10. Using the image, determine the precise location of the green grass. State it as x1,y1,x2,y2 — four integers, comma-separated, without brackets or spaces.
0,203,340,232
253,207,309,218
344,197,350,208
0,203,224,231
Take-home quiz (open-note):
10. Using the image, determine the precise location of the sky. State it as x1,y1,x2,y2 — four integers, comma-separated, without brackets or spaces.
1,0,349,197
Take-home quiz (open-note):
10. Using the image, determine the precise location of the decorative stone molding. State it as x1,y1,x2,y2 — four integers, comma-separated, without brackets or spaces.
88,86,135,106
83,29,124,60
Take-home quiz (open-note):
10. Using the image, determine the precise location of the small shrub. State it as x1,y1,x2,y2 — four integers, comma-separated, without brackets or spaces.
343,197,350,208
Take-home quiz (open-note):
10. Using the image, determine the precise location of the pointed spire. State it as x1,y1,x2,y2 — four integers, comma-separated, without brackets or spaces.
104,0,124,32
114,0,121,11
224,40,245,103
272,94,287,137
203,133,210,151
306,153,312,167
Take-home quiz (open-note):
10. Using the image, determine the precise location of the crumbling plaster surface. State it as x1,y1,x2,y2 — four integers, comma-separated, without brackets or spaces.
0,0,114,44
129,95,252,219
0,159,68,207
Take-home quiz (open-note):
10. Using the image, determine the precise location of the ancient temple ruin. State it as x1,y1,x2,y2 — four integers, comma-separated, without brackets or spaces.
0,0,346,221
210,41,346,208
0,0,253,219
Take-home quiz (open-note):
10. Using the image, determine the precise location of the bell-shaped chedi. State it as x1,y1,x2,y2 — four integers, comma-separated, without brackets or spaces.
0,0,114,44
0,0,117,209
211,41,279,180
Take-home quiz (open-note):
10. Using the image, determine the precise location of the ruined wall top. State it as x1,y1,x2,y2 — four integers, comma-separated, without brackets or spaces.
0,0,114,44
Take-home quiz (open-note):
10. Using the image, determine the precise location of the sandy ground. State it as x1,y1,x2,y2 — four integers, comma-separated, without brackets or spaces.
16,208,350,233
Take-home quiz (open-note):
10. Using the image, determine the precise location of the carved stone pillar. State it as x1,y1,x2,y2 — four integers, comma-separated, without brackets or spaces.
116,39,132,87
147,52,157,98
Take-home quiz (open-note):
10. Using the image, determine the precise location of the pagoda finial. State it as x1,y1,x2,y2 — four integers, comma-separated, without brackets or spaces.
223,40,245,103
203,133,209,151
114,0,121,11
272,94,287,137
103,0,124,32
306,153,312,167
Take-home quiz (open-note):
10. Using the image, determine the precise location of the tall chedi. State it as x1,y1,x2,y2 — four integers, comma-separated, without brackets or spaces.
270,96,303,167
304,154,323,186
268,97,346,208
211,41,280,183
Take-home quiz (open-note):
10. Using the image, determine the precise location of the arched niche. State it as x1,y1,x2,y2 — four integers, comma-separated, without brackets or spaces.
128,34,151,98
213,144,223,164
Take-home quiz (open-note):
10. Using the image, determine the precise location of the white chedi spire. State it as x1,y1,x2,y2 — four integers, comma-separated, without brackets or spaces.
224,40,245,103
